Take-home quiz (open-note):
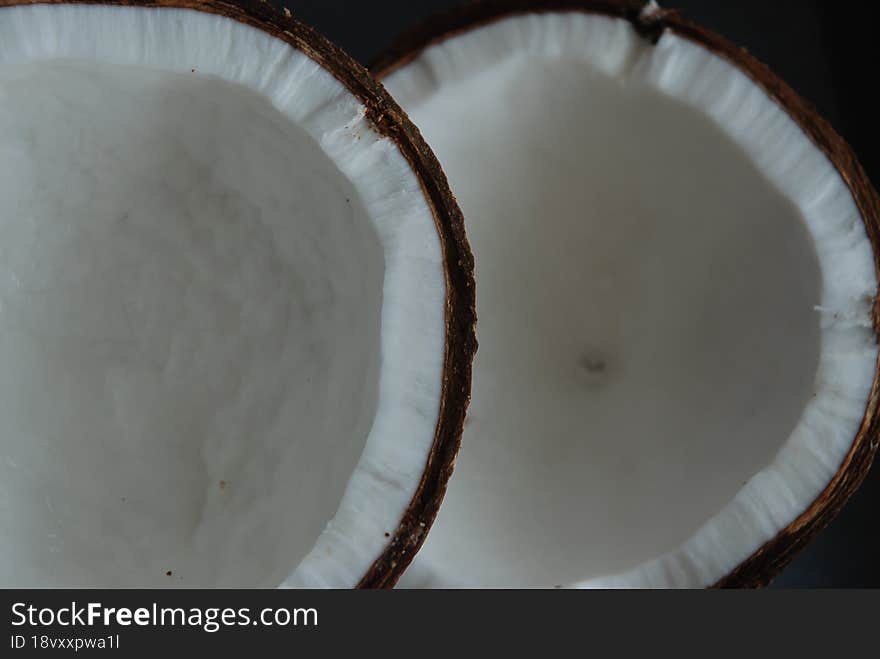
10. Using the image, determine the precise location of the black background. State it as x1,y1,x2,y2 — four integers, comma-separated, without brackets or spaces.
268,1,880,587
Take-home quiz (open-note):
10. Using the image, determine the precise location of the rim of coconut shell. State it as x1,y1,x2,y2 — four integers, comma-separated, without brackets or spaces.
370,0,880,588
0,0,477,589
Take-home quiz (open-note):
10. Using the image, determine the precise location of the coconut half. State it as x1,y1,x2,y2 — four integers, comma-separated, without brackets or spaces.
376,0,880,588
0,0,475,588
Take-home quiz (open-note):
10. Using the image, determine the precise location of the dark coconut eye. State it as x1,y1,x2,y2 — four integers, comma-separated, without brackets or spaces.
377,2,879,589
0,1,474,588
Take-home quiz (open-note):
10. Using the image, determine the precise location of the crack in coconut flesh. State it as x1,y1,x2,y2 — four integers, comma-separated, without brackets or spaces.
380,9,879,587
0,3,473,587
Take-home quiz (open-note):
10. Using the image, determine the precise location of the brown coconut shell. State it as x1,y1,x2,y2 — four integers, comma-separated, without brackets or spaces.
0,0,477,589
371,0,880,588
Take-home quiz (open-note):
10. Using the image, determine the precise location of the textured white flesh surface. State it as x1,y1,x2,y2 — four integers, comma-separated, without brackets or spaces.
0,6,446,587
384,12,878,587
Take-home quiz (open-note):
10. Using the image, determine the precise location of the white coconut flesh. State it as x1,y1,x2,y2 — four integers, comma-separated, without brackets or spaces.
0,5,448,587
384,12,878,587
